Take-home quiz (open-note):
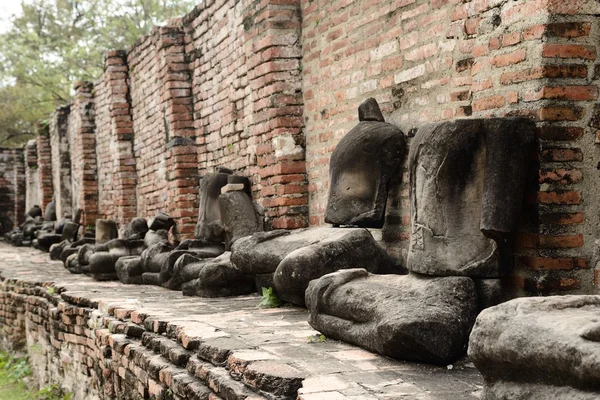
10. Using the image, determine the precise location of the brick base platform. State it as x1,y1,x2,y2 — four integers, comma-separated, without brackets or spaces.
0,242,482,399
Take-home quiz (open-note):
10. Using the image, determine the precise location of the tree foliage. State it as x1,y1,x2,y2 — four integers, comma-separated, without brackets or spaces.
0,0,196,147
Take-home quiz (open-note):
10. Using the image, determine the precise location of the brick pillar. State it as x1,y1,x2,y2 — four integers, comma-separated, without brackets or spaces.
24,140,40,211
70,81,99,226
157,25,198,239
36,123,53,213
49,105,73,219
12,149,26,226
244,0,308,230
103,50,137,226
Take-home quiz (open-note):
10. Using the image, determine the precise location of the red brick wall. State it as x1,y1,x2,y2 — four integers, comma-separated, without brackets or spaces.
0,148,25,232
94,51,137,225
24,140,40,211
49,106,72,219
36,124,53,214
68,82,98,226
184,0,306,230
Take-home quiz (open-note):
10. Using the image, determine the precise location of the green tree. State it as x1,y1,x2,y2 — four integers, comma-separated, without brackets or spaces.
0,0,196,147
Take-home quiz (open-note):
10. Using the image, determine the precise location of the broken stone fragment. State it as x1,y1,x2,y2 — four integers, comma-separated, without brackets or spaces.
27,205,43,219
306,269,477,364
219,189,263,250
469,295,600,399
95,219,119,244
195,171,230,242
407,118,535,278
232,227,398,306
44,201,57,221
61,221,79,242
115,256,144,284
148,212,175,232
181,252,255,297
122,217,149,240
325,98,406,228
36,233,63,252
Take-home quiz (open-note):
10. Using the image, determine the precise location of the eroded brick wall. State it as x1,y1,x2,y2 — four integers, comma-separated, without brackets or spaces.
67,82,98,226
49,106,73,219
95,52,137,226
184,0,307,230
36,124,53,214
0,148,25,233
25,140,40,212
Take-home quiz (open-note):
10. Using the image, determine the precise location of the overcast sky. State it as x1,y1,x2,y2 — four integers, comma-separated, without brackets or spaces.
0,1,22,33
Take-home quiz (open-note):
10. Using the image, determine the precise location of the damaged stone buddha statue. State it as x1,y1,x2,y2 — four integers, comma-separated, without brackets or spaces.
306,117,535,364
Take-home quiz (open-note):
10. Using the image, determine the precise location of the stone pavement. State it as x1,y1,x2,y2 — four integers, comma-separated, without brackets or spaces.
0,242,483,399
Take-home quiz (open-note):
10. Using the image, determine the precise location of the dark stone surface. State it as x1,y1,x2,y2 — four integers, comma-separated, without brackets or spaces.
144,230,169,247
115,256,144,284
181,252,255,297
140,242,174,274
232,227,398,306
85,239,145,277
306,269,477,364
123,218,149,240
219,190,262,250
195,172,229,242
358,97,385,122
49,240,68,260
325,99,406,228
61,222,79,242
407,118,535,278
36,233,63,252
148,212,175,232
27,205,43,219
44,201,57,221
469,296,600,399
95,219,119,244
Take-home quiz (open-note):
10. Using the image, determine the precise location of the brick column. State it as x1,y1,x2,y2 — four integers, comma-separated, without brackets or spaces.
103,50,137,226
36,123,53,213
69,81,99,226
24,140,40,211
49,105,73,218
157,25,198,239
12,149,26,226
244,0,308,230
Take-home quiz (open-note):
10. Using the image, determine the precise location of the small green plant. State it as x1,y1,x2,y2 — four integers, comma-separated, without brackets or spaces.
307,334,327,344
259,287,282,308
0,352,31,382
29,343,43,355
37,384,72,400
46,287,55,296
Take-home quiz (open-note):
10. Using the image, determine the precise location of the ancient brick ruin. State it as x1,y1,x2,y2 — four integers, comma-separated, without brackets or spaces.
2,0,600,399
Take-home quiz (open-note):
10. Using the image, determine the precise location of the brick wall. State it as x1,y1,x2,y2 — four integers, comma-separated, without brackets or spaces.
49,106,73,219
68,82,99,226
24,140,40,212
94,51,137,225
0,148,25,233
184,0,307,230
37,124,53,214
